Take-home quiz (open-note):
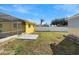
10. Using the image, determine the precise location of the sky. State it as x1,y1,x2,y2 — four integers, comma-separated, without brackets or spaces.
0,4,79,24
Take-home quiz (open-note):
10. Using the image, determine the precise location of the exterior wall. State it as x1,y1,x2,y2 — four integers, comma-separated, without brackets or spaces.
25,23,35,33
0,22,12,32
0,21,24,38
68,18,79,28
69,17,79,36
69,28,79,37
0,20,35,34
0,21,24,33
11,22,24,32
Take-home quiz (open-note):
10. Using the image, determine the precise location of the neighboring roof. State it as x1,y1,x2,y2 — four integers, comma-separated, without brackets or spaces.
67,14,79,20
0,12,36,25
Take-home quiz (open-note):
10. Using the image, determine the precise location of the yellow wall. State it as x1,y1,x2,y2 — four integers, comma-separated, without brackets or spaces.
25,23,35,33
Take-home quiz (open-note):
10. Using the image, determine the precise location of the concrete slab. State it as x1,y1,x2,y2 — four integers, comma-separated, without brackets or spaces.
0,34,39,43
17,34,39,40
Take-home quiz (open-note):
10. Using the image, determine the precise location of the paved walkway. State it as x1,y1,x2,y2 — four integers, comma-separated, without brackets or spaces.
0,35,17,43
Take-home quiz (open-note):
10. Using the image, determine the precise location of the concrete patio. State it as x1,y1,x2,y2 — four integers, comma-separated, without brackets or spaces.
17,34,39,40
0,34,38,43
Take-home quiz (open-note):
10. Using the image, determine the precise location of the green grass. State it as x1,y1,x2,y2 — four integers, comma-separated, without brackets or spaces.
0,32,68,55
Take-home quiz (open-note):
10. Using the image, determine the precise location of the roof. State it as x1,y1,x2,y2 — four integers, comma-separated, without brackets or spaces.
0,12,36,25
67,14,79,20
0,12,24,22
25,20,36,25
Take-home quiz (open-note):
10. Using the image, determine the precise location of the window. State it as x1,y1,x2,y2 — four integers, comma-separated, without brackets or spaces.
13,23,17,28
0,24,2,28
28,24,31,28
13,22,22,28
18,23,22,28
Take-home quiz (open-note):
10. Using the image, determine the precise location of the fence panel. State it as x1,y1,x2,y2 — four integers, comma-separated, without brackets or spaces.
35,27,68,32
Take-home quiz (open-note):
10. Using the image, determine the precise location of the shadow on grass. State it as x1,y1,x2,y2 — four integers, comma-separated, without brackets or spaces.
50,35,79,55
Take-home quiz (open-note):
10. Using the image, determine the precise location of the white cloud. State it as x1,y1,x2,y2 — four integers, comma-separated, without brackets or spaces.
0,6,11,11
54,5,78,11
12,5,29,13
0,5,29,14
54,4,79,17
0,5,39,17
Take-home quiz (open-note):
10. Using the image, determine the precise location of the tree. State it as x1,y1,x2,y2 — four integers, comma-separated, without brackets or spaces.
40,18,44,25
50,18,68,27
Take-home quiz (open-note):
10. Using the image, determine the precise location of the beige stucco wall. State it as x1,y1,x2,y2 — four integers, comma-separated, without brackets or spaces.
0,21,24,32
0,22,12,32
68,16,79,37
69,28,79,37
11,22,24,32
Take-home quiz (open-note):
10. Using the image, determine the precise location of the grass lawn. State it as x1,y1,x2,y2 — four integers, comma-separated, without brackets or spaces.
0,32,68,55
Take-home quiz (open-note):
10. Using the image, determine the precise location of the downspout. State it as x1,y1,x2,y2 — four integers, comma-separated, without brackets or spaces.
16,20,18,35
10,15,13,36
11,16,13,35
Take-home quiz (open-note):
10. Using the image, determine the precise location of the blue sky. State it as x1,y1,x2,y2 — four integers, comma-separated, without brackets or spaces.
0,4,79,24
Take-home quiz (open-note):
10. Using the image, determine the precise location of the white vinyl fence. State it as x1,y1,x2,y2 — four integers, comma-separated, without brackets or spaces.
35,27,68,32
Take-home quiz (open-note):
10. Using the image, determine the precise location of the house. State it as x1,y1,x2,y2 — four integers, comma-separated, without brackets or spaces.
0,12,35,37
68,14,79,37
24,21,35,33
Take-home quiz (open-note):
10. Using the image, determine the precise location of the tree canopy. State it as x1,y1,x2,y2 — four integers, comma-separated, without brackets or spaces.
50,18,68,27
